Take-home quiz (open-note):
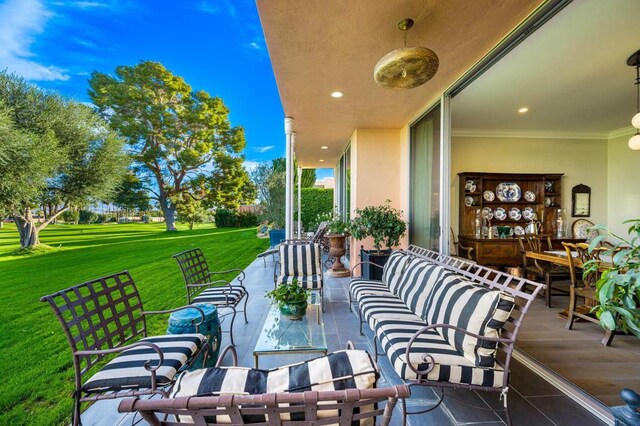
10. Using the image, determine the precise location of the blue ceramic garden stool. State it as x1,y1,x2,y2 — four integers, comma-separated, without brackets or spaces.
167,304,221,369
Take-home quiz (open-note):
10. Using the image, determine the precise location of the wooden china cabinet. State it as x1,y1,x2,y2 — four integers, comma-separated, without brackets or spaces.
457,172,582,267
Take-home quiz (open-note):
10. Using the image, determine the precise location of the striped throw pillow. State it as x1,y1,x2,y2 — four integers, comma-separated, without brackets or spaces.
381,250,410,290
423,273,515,368
171,350,379,424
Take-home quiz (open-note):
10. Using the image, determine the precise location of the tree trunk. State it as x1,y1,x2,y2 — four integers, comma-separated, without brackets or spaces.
14,211,40,249
160,194,177,231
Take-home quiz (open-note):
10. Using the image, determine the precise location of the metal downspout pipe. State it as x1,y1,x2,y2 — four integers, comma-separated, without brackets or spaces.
284,117,294,239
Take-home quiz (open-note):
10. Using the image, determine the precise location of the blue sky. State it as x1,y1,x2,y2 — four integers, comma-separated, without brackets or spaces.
0,0,332,178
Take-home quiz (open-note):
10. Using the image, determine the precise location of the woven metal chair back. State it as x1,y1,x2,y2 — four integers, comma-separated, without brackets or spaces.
40,271,146,374
173,248,210,301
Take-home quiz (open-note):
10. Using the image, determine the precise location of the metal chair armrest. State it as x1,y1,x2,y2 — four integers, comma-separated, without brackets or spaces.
215,345,238,367
350,261,385,278
75,341,164,373
207,269,246,285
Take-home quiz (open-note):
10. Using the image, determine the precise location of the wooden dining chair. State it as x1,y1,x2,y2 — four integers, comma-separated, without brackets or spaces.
449,227,474,260
517,234,571,307
562,242,615,346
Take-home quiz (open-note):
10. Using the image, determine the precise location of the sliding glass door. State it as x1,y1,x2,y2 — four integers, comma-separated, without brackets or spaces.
410,105,441,251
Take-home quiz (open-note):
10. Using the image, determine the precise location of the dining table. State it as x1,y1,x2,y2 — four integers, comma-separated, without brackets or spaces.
524,249,613,269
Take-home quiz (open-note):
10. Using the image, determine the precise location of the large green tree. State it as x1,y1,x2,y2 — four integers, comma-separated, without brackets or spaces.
0,72,126,248
111,171,150,213
89,61,250,231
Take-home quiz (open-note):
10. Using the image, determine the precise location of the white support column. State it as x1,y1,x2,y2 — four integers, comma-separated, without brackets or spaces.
284,118,294,239
297,166,302,237
440,94,452,254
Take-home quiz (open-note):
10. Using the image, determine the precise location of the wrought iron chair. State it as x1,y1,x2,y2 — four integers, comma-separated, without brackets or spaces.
274,242,325,311
562,242,615,346
118,343,410,426
172,248,247,346
257,221,330,267
40,271,208,426
517,234,571,307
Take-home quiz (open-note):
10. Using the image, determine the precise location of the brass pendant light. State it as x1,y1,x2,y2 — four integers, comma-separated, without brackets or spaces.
374,18,439,90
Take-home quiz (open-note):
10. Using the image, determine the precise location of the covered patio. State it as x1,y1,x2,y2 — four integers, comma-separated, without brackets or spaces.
81,254,607,425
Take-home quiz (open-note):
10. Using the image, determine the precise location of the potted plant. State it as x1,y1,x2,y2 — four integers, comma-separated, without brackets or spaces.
349,200,407,280
325,213,351,277
586,220,640,338
266,280,310,320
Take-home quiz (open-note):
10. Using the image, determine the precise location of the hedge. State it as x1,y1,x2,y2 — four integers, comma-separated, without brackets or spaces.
297,188,334,230
215,208,259,228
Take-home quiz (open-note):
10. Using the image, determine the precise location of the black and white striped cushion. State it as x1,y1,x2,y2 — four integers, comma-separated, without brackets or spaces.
350,279,390,302
359,293,419,327
374,317,504,387
423,275,515,367
276,274,323,289
171,349,379,424
192,287,245,305
82,334,206,392
279,243,323,277
381,250,412,291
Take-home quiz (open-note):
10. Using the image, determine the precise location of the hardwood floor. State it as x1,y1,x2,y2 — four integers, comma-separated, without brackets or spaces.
516,281,640,407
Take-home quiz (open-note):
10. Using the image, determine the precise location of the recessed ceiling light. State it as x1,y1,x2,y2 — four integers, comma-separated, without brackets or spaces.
321,146,328,150
330,91,344,98
319,159,325,162
518,107,529,113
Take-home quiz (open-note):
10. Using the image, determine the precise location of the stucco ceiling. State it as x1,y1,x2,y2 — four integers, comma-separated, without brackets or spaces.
256,0,543,167
452,0,640,134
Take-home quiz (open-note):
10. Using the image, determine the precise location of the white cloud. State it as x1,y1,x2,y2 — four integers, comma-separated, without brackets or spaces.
254,145,274,153
68,1,108,8
0,0,69,81
198,0,235,17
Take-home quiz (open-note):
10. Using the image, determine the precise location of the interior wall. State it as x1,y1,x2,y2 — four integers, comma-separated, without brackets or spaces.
450,135,608,236
349,128,406,260
607,133,640,238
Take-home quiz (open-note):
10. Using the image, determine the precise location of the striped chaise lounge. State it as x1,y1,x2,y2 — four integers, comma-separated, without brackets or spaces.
173,248,248,346
350,245,544,425
274,241,325,311
41,271,209,426
118,344,410,425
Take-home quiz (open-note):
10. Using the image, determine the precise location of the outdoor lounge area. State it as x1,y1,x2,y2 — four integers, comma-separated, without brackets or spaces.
74,249,612,426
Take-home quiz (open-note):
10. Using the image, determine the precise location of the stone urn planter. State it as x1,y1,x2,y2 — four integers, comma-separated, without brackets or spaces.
326,233,350,278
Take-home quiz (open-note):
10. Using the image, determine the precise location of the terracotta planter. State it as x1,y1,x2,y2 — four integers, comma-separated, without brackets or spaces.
326,233,350,277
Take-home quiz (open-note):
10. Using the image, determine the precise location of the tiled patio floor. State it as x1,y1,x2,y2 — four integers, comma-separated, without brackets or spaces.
81,256,610,425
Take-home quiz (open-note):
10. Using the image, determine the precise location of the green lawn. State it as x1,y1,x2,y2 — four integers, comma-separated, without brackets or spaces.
0,222,268,425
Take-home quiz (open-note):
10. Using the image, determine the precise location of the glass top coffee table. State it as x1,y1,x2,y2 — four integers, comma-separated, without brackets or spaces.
253,295,327,368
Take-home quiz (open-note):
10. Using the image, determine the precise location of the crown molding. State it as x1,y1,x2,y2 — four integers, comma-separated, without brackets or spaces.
452,128,611,139
607,126,635,139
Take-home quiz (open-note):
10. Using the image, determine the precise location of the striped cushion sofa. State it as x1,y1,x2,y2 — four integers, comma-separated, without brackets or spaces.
350,245,544,424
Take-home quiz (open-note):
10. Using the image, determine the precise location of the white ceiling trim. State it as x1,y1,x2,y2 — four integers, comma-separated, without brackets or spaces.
452,128,609,140
608,126,636,139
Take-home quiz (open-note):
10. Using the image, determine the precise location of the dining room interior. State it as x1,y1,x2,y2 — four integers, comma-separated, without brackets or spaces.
448,0,640,410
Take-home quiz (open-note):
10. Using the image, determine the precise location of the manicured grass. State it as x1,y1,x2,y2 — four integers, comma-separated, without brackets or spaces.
0,222,268,425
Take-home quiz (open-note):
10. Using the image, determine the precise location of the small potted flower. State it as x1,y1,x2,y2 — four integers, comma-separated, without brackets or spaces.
266,279,310,320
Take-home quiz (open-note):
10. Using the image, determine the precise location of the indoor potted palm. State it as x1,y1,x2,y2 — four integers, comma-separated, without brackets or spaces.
349,200,407,280
266,280,310,320
586,219,640,339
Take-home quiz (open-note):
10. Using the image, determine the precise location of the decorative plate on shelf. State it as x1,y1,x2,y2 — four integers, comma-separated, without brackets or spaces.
544,197,552,207
572,219,598,241
514,225,525,236
544,181,553,193
508,207,522,220
465,180,475,191
522,207,535,221
464,196,474,207
494,207,507,221
524,191,536,202
481,207,493,220
483,190,495,202
496,182,521,202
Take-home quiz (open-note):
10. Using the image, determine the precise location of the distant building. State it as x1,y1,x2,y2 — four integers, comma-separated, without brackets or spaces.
314,177,335,190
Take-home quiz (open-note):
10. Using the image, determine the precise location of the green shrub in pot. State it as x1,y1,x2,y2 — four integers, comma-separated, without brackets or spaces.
348,200,406,253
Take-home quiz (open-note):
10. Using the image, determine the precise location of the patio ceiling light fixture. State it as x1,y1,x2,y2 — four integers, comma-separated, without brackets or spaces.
374,18,439,90
628,49,640,150
331,91,344,98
